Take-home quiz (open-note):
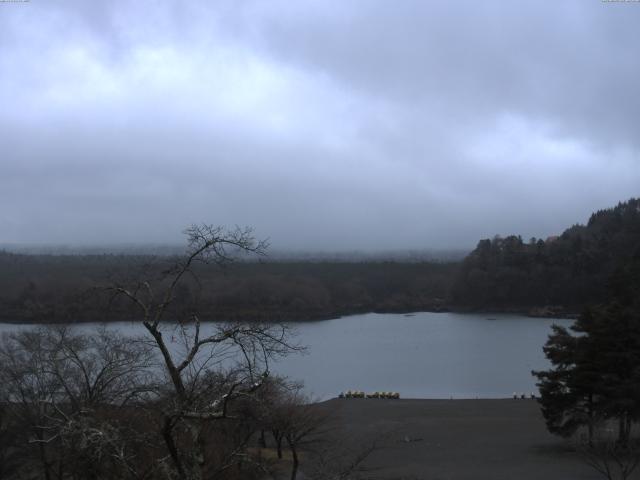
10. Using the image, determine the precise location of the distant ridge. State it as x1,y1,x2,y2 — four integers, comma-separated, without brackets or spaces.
0,243,186,256
0,244,468,263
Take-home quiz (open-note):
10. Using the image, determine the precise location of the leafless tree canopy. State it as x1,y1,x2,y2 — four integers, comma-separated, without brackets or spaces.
0,225,314,480
577,428,640,480
0,326,157,480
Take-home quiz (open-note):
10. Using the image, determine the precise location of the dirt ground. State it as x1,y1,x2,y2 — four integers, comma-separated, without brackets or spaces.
311,398,604,480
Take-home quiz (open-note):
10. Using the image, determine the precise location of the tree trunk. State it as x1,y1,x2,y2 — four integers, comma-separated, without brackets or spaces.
617,413,631,447
618,416,625,445
287,436,299,480
259,429,266,448
162,416,187,479
273,430,283,459
37,433,52,480
145,325,185,399
587,394,594,447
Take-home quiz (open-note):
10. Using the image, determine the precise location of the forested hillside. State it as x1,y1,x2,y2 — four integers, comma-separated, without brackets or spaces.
452,198,640,312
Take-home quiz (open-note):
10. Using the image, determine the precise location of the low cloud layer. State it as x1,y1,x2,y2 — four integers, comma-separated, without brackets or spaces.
1,0,639,250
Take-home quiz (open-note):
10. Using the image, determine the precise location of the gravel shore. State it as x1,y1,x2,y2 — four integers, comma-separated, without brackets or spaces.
318,398,602,480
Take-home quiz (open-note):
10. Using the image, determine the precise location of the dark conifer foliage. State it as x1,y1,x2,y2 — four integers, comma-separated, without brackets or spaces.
453,198,640,311
533,250,640,445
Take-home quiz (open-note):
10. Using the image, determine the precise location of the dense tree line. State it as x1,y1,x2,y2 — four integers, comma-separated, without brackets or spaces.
0,253,456,324
452,198,640,312
1,198,639,324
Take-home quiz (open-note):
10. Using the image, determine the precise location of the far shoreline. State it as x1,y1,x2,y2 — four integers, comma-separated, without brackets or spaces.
0,306,579,325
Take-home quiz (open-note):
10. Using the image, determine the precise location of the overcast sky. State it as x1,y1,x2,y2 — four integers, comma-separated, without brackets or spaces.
1,0,639,251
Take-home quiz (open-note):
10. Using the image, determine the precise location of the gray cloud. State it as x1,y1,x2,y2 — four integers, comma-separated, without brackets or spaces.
0,0,638,250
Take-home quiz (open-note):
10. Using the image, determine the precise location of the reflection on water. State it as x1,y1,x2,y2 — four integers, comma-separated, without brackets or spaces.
0,312,571,399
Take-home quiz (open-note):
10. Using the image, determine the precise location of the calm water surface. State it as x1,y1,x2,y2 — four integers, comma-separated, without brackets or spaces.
0,312,571,399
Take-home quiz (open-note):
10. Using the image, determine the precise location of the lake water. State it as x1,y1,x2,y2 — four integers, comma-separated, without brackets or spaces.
0,312,572,399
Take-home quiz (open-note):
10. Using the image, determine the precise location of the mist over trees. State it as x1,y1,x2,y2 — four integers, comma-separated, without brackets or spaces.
0,198,638,325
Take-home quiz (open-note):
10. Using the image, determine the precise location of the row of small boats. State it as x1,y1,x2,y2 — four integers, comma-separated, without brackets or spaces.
339,390,400,399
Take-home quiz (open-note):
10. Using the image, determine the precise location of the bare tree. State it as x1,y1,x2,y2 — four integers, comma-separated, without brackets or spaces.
282,391,329,480
577,431,640,480
253,376,299,460
0,398,21,479
0,225,303,480
255,378,332,480
0,326,157,480
108,225,301,480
